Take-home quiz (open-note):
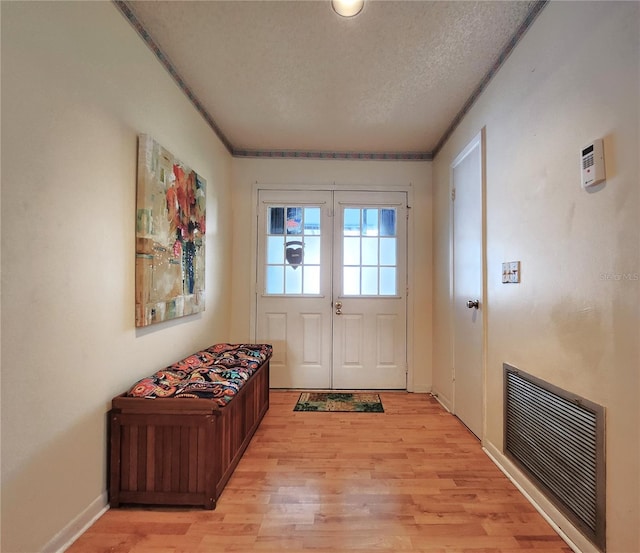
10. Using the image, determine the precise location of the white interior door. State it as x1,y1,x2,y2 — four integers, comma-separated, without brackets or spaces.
451,132,485,439
256,189,407,390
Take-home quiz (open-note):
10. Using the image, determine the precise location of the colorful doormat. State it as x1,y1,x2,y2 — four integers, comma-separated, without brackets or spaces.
293,392,384,412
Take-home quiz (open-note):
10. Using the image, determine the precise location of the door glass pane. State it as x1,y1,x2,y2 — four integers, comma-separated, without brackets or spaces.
343,267,360,295
380,267,396,295
267,236,284,264
286,207,302,234
304,236,320,265
343,237,360,265
363,209,379,236
303,266,320,294
269,207,285,234
266,266,284,294
285,265,302,294
380,209,396,236
304,207,321,235
344,209,360,235
361,237,378,265
379,237,396,266
361,267,378,295
265,204,322,295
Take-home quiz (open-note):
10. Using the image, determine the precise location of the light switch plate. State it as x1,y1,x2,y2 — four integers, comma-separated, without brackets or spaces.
502,261,521,283
509,261,520,283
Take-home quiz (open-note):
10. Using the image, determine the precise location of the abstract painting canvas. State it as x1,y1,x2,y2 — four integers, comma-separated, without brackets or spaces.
135,135,206,327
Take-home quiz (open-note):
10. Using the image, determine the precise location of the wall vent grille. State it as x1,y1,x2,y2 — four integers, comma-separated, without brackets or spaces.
504,364,605,551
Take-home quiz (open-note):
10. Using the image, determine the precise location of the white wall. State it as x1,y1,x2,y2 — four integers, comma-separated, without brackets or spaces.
230,158,433,392
432,2,639,552
1,3,234,551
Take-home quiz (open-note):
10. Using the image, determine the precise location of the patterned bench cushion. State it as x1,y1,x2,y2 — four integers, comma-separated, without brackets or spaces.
127,343,272,406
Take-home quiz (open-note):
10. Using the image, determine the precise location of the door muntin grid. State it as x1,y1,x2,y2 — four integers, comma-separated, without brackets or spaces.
342,207,398,296
265,206,321,295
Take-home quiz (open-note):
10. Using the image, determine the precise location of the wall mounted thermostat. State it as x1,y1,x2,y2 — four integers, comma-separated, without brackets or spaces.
581,139,606,189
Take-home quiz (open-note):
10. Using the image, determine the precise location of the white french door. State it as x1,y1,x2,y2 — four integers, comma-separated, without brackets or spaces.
256,189,407,390
331,191,407,389
256,190,333,388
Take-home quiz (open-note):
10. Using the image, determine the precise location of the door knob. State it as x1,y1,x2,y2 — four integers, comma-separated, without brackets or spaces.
467,299,480,309
335,301,342,315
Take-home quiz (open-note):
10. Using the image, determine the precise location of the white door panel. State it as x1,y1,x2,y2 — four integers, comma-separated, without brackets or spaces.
332,307,406,389
257,306,331,388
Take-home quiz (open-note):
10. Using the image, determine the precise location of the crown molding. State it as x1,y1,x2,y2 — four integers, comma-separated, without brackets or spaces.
232,149,433,161
115,0,548,162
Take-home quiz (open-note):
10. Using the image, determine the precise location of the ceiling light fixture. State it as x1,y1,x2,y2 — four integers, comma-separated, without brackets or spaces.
331,0,364,18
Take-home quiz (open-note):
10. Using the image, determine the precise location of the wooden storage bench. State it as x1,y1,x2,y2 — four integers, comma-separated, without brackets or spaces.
109,343,271,510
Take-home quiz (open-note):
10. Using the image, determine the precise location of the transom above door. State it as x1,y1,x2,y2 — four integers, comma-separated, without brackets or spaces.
256,189,408,390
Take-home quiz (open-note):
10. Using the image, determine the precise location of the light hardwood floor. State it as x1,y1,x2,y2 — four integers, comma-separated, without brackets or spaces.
69,391,572,552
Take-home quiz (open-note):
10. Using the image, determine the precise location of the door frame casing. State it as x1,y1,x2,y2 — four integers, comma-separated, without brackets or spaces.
449,129,488,439
249,182,415,392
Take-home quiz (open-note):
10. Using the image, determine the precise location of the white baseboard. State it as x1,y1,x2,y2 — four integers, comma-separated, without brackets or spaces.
43,492,109,553
482,442,599,553
430,391,452,412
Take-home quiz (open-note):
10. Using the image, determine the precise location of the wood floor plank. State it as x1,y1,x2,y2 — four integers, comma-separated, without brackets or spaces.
68,391,572,552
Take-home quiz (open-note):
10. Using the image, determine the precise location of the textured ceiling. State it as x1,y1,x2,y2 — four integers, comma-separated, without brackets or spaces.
121,0,544,157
